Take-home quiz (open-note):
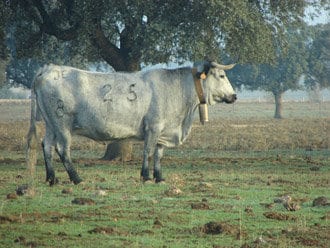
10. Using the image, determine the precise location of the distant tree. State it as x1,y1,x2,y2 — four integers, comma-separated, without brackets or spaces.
229,23,330,118
262,27,310,119
306,23,330,90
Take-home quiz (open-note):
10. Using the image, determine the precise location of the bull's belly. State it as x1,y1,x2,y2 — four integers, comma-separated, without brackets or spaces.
72,122,143,141
158,136,181,147
158,129,190,147
158,117,194,147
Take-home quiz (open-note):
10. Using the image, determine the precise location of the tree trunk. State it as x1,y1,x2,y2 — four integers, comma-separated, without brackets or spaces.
92,17,141,162
0,58,8,87
102,141,133,162
274,92,283,119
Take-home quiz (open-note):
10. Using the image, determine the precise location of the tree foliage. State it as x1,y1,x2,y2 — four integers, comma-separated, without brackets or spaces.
1,1,328,107
2,0,324,84
0,1,11,59
0,0,12,86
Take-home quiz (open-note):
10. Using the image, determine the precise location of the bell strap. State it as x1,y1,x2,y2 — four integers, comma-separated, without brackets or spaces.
191,68,206,104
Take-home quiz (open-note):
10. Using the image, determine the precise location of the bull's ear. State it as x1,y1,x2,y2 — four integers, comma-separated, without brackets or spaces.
193,61,206,73
203,62,211,75
210,62,236,70
193,61,212,75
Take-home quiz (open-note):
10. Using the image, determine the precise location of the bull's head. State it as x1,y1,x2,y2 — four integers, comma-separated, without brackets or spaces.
194,61,237,105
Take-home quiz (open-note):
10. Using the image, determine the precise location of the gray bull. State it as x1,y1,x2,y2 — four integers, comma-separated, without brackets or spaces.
26,61,236,185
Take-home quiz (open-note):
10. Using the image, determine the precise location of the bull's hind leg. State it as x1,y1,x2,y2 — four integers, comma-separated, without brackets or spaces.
141,125,164,182
42,129,57,185
141,147,152,182
153,144,165,183
55,130,82,184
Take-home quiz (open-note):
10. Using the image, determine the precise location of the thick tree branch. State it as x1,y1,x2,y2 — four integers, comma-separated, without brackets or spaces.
91,18,127,71
30,0,79,41
20,31,42,51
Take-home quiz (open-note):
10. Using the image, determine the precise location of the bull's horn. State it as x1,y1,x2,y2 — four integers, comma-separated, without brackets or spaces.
210,62,235,70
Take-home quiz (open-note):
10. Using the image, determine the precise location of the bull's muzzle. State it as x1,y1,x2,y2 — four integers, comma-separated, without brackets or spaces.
224,94,237,104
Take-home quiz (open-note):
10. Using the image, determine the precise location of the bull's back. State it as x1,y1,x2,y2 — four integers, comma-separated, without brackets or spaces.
35,65,152,141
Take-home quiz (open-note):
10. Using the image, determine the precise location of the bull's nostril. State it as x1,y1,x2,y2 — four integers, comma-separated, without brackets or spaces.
233,94,237,100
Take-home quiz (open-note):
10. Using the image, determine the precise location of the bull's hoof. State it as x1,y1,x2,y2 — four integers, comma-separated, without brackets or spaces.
72,177,83,185
155,178,165,184
142,177,153,183
47,177,59,186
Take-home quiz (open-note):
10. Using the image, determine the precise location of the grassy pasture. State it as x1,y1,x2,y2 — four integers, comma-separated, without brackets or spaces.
0,100,329,247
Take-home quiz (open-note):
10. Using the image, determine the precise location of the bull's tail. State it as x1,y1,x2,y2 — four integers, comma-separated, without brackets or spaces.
26,71,41,176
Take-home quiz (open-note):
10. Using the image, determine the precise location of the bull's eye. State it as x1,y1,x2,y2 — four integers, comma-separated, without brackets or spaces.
220,75,225,78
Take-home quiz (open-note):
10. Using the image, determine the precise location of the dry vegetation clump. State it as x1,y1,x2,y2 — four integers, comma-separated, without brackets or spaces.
0,122,30,151
0,117,328,152
0,100,329,152
0,121,105,152
184,118,329,151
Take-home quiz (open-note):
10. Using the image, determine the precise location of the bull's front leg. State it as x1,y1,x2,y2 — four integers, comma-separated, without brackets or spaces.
153,144,165,183
141,126,159,182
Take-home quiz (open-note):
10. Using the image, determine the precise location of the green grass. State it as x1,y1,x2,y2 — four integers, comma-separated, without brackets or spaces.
0,149,329,248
